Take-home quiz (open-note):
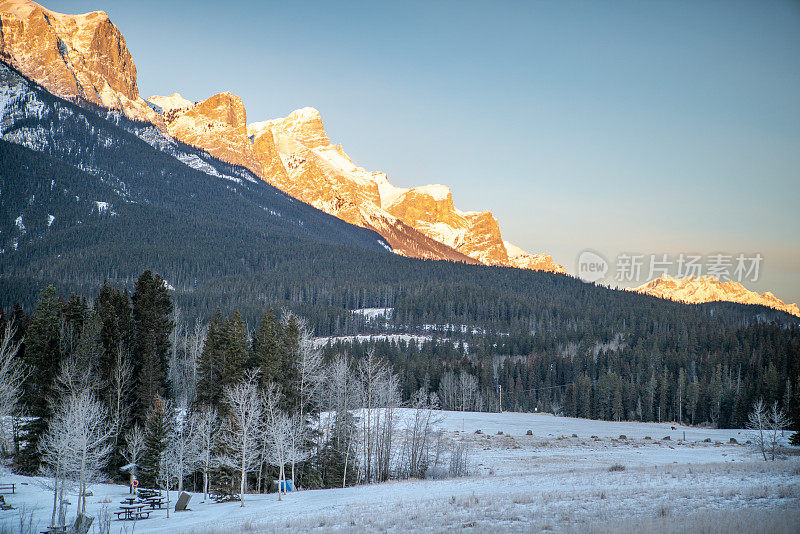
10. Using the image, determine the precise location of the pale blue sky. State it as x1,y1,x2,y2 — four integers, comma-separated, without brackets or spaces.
50,0,800,303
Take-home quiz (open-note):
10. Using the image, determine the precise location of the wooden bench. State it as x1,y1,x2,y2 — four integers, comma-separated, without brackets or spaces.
0,484,14,495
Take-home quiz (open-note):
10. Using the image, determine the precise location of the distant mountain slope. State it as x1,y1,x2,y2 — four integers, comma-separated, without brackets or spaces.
0,61,392,291
633,274,800,317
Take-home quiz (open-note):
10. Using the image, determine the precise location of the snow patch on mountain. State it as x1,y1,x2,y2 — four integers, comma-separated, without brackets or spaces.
146,93,193,113
414,184,451,201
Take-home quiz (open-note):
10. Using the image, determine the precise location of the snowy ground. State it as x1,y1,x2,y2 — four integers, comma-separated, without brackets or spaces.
1,411,798,533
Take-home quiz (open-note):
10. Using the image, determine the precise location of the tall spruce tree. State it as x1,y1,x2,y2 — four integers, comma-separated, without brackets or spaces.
95,282,135,477
252,309,282,387
196,311,248,411
197,310,225,408
140,396,170,488
132,271,173,422
221,311,249,387
18,286,62,473
280,314,302,412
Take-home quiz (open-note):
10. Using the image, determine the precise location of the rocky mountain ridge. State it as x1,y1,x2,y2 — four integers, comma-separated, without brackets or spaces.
633,274,800,317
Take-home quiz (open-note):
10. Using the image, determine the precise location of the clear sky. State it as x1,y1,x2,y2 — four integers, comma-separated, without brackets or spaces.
49,0,800,303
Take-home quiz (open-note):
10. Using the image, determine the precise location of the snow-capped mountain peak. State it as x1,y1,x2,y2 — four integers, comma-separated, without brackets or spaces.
632,274,800,317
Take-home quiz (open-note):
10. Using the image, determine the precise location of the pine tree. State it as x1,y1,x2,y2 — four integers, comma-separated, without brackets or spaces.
95,282,135,478
280,314,302,412
220,311,248,388
18,286,62,473
132,271,173,422
139,396,170,488
252,309,282,387
196,311,247,411
197,310,225,409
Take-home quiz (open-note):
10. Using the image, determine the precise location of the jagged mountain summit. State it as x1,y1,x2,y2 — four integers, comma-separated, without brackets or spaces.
0,0,561,271
0,0,162,127
633,274,800,317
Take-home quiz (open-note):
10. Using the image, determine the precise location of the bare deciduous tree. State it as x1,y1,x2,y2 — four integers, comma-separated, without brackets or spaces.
41,390,112,515
747,399,768,461
401,385,443,479
170,407,202,492
107,344,132,456
195,406,218,500
221,370,264,506
122,424,145,480
0,321,25,451
767,401,789,461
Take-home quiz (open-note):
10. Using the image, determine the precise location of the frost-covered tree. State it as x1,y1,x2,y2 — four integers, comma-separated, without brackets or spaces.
401,385,442,479
766,401,789,461
292,326,322,487
221,370,264,506
358,351,400,483
747,398,768,461
122,424,145,489
195,406,219,500
170,407,202,492
0,320,25,447
265,409,292,500
322,354,359,488
41,390,112,515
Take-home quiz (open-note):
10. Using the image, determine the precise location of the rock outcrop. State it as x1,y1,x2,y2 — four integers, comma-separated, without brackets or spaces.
148,91,261,175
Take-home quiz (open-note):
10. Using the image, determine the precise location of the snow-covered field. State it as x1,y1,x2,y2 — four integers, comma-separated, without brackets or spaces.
2,411,798,533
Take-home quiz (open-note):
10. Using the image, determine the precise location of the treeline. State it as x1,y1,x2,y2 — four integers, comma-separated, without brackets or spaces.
0,272,461,517
322,322,800,433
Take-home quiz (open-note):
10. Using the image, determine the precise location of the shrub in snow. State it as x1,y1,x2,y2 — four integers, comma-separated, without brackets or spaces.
609,464,625,472
729,438,738,444
526,430,532,436
662,436,671,441
618,435,627,440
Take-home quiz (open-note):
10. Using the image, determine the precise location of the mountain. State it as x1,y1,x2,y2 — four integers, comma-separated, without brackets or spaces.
0,0,562,271
633,274,800,317
0,0,162,126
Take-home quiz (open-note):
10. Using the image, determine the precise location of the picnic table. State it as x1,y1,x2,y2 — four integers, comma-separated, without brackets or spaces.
144,496,166,509
120,497,138,505
115,503,150,521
